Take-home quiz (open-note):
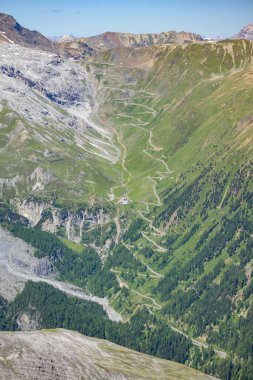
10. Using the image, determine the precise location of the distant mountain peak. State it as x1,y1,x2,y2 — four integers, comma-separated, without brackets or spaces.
48,34,77,43
234,23,253,41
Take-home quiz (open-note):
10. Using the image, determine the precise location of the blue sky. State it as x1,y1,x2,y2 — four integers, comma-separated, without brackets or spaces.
0,0,252,38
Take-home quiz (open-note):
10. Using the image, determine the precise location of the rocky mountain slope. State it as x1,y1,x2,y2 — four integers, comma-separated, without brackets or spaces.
0,329,216,380
0,42,118,204
234,23,253,40
0,13,57,52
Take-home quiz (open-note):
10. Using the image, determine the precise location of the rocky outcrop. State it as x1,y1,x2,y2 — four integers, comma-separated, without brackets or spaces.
0,13,58,52
17,313,40,331
12,199,111,244
0,329,217,380
11,199,47,226
234,24,253,41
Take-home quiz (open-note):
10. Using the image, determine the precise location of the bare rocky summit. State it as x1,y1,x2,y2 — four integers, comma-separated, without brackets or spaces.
0,329,217,380
0,13,57,52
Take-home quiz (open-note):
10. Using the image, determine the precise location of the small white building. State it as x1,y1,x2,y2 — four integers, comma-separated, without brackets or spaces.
118,197,130,205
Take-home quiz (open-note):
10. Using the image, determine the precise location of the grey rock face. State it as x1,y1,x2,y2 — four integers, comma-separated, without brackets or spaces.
13,199,111,244
0,44,94,114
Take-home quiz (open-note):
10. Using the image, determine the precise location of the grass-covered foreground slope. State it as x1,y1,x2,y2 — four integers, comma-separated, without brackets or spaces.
0,329,216,380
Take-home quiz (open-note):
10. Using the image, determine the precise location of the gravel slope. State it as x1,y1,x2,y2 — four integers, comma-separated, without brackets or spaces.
0,329,218,380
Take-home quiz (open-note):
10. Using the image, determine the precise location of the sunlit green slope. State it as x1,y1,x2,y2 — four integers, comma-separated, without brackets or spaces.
90,40,253,204
84,40,253,379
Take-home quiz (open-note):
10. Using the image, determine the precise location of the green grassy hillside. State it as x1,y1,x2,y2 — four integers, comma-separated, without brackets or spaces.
90,40,253,203
84,40,253,379
0,39,253,379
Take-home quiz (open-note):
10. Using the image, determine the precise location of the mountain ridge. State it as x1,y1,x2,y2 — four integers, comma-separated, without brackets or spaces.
60,29,203,57
0,13,57,52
